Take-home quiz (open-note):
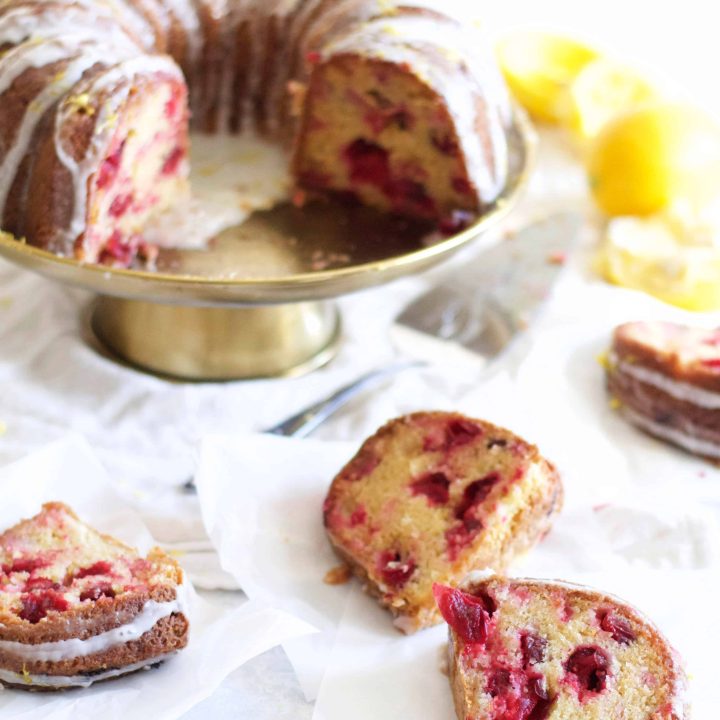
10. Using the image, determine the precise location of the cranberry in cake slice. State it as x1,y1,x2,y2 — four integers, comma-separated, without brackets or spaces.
607,321,720,461
323,412,562,633
435,576,688,720
0,502,188,690
293,12,510,225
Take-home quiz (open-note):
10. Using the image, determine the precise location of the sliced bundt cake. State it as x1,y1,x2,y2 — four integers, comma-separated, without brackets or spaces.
0,502,189,690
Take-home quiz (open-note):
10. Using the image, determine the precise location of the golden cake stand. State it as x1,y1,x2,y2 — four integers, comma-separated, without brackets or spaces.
0,113,534,381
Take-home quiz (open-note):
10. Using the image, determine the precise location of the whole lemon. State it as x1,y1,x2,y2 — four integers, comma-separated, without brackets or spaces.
587,103,720,216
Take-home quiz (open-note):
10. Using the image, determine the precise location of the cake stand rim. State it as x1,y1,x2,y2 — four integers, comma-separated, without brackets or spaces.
0,106,536,305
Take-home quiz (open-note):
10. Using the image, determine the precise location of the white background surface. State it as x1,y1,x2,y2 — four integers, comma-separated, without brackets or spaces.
1,2,719,718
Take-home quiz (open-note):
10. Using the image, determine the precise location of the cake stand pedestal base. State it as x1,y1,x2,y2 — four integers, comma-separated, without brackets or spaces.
91,296,341,381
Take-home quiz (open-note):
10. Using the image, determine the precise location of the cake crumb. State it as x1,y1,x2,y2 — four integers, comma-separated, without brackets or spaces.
547,251,567,265
323,564,352,585
608,396,622,410
596,351,612,370
0,421,6,437
437,643,449,676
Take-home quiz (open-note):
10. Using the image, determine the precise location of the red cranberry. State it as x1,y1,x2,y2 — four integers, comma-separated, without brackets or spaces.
24,577,60,592
385,178,436,216
430,131,459,156
96,141,125,189
75,561,113,579
306,50,321,64
521,632,548,668
349,506,367,527
18,590,69,624
109,192,134,218
454,474,499,523
452,177,474,196
487,668,512,696
80,583,116,602
424,419,483,452
565,646,611,696
597,609,636,645
526,676,556,720
165,90,183,119
701,358,720,370
433,584,495,645
161,146,185,175
99,230,133,266
410,471,450,506
2,556,50,575
377,551,416,588
343,139,391,186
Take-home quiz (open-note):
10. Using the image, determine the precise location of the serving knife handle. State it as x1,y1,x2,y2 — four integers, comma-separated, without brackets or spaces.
264,360,424,438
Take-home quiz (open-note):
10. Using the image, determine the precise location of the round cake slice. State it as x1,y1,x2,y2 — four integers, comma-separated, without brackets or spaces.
0,502,189,690
434,575,688,720
323,412,562,633
607,320,720,461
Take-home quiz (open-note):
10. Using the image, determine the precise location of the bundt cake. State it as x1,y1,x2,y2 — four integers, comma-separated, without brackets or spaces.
323,412,562,633
0,502,189,690
607,320,720,461
0,0,512,267
435,575,688,720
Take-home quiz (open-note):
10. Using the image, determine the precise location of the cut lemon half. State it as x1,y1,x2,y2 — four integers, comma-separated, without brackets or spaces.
587,103,720,216
600,215,720,311
497,32,598,123
567,58,658,141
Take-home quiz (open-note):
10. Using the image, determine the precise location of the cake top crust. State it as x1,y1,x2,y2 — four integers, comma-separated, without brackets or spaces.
0,502,182,633
612,321,720,392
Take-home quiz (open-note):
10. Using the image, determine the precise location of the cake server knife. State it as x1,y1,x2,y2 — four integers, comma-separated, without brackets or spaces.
265,212,582,437
390,211,582,365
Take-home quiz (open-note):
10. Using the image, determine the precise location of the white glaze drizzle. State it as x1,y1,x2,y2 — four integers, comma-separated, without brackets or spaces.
612,353,720,409
0,589,186,663
0,40,115,213
0,651,178,688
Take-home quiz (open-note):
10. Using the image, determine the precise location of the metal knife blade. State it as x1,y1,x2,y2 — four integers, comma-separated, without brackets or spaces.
392,212,582,363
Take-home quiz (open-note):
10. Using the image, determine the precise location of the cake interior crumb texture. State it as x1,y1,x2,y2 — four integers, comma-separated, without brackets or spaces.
437,577,688,720
324,412,562,632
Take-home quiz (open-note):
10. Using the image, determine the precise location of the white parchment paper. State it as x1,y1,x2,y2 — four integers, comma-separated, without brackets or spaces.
0,437,315,719
196,240,720,718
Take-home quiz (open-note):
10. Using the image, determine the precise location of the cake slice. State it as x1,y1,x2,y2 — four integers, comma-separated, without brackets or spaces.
434,576,688,720
607,320,720,460
293,9,510,225
323,412,562,633
0,502,189,690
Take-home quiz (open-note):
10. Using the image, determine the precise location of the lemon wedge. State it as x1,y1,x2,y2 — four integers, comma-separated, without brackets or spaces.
600,213,720,311
497,32,598,123
587,103,720,216
567,58,658,140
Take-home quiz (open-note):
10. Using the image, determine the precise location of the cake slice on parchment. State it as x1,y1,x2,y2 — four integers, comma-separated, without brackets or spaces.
323,412,562,633
435,575,688,720
607,320,720,461
0,502,189,690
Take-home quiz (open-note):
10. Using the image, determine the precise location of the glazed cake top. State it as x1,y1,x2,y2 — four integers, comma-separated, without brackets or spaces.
0,503,181,625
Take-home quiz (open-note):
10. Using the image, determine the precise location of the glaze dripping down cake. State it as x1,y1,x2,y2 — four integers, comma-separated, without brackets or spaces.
607,320,720,460
323,412,562,633
0,0,513,267
0,503,189,690
436,576,688,720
